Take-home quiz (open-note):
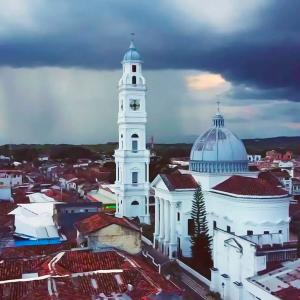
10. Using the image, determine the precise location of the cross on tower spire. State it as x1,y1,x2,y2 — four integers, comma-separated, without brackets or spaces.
217,100,221,114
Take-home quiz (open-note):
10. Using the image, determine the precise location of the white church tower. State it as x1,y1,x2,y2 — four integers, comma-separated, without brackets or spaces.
114,39,150,224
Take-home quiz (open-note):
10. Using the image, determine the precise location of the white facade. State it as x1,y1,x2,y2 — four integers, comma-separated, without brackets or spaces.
211,229,298,300
114,41,150,224
0,170,22,187
152,175,195,258
206,190,290,241
247,155,262,162
211,229,267,300
9,203,59,240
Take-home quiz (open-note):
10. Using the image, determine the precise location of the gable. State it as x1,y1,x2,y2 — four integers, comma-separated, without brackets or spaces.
224,238,243,253
151,175,170,191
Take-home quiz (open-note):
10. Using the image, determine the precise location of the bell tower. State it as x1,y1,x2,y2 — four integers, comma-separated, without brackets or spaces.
114,39,150,224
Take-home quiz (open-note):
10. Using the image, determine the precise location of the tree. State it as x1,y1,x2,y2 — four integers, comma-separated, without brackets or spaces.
191,185,213,278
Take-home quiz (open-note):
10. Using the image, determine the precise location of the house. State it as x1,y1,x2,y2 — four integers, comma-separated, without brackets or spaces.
86,184,117,212
75,213,141,254
59,173,78,191
37,154,49,161
8,202,61,244
0,169,22,187
53,202,102,240
247,154,262,162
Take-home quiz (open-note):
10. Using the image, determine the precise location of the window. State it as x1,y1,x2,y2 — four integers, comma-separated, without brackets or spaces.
177,212,180,221
264,231,269,234
247,230,253,236
188,219,194,236
131,134,139,153
132,76,136,84
132,65,136,72
132,140,138,152
227,226,231,233
132,172,138,185
213,221,217,229
279,230,282,234
131,200,139,205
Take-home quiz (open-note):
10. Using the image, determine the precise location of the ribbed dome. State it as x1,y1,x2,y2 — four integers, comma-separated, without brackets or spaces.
190,112,248,173
122,41,142,62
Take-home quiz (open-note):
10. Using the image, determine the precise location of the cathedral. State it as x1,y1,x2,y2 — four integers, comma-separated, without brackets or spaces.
113,41,293,300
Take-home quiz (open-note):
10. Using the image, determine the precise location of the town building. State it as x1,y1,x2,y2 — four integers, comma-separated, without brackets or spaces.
75,213,141,254
247,154,262,162
8,202,61,245
0,169,22,187
211,228,297,300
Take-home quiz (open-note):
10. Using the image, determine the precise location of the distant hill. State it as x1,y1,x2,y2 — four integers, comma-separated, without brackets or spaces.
243,136,300,155
0,136,299,161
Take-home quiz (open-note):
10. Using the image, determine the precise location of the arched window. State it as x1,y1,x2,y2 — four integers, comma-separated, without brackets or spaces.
131,200,139,205
131,134,138,138
132,76,136,84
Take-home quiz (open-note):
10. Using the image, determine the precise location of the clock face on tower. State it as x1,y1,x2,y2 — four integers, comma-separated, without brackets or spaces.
130,99,140,111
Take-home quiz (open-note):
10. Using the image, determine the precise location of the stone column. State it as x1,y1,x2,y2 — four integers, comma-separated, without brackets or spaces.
159,198,165,251
164,200,170,255
153,197,160,248
169,201,177,258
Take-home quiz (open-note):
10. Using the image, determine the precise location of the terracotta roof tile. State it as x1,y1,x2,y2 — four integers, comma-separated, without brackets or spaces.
0,250,182,299
212,175,288,196
75,213,140,234
161,173,199,191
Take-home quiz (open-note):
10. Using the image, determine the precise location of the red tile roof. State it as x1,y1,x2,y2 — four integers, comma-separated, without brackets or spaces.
0,242,76,259
161,173,199,191
0,250,181,300
42,189,72,202
212,175,288,196
75,213,140,234
258,171,283,187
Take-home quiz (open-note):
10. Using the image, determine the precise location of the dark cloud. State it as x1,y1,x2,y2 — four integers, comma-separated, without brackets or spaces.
0,0,300,103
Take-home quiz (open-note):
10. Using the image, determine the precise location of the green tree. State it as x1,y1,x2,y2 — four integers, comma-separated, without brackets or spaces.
191,185,213,278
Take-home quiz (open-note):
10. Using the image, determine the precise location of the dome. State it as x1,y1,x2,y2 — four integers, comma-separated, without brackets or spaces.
190,112,248,173
122,41,142,62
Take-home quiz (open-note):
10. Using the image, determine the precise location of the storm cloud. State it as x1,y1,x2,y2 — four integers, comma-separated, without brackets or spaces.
0,1,299,144
0,1,299,101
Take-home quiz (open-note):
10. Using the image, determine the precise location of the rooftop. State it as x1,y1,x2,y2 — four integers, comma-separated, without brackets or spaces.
75,213,140,234
0,249,181,299
248,259,300,300
212,175,288,197
160,173,199,191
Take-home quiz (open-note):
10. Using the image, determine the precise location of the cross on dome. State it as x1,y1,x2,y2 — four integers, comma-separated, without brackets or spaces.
213,100,224,127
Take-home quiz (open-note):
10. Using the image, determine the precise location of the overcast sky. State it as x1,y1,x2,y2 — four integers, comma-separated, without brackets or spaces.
0,0,299,144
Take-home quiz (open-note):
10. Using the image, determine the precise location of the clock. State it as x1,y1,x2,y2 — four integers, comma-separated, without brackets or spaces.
130,99,140,111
